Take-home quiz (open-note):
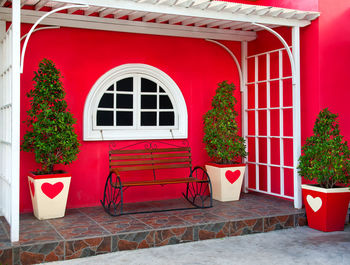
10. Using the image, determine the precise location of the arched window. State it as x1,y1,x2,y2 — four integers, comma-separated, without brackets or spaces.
84,64,188,140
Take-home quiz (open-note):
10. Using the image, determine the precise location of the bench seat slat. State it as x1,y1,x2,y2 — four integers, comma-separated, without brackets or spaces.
110,147,190,154
113,177,207,187
115,163,191,172
110,158,192,166
110,152,191,160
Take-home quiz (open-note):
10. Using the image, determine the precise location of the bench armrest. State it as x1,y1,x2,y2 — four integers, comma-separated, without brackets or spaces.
110,168,121,177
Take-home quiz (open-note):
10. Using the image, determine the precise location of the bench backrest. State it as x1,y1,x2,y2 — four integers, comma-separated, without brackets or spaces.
109,147,192,172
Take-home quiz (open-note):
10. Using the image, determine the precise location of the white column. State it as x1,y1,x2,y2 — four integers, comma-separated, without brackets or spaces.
279,50,285,196
292,26,302,209
266,53,271,193
11,0,21,242
254,56,259,191
241,41,248,193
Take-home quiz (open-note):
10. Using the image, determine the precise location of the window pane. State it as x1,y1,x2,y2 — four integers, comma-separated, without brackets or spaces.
97,111,113,126
141,95,157,109
160,112,174,126
98,94,114,108
141,78,157,92
117,77,133,91
116,94,133,109
116,111,133,126
159,87,165,93
160,95,173,109
141,112,157,126
107,84,114,91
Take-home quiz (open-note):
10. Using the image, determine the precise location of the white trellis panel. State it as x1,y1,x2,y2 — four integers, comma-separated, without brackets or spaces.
0,0,21,242
243,33,301,207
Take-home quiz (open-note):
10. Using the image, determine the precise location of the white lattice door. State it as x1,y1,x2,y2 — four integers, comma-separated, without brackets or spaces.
242,27,302,208
0,0,21,242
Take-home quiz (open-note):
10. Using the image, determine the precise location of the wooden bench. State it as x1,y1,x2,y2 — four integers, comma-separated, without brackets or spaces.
101,141,213,216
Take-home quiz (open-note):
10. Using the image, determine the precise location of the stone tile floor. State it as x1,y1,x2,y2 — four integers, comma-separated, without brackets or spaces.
0,193,306,265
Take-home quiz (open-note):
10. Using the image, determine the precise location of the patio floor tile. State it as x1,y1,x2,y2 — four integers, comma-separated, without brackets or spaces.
112,231,155,251
0,193,307,264
52,224,110,240
134,215,190,229
100,219,153,234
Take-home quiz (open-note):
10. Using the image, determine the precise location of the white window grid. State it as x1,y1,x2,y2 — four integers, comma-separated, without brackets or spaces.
245,46,295,200
94,74,177,130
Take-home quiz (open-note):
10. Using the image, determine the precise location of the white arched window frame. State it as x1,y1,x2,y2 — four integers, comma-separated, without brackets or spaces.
84,64,188,141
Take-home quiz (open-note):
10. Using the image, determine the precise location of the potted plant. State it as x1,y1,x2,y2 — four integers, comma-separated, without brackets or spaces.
21,59,80,220
203,81,247,201
298,108,350,232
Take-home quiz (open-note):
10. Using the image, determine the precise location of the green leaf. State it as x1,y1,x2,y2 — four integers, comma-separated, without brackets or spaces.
21,59,80,174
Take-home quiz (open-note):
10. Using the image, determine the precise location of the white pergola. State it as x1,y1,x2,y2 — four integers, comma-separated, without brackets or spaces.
0,0,319,242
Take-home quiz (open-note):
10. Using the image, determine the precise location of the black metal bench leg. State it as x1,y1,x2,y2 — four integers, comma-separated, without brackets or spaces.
182,167,213,208
101,172,124,216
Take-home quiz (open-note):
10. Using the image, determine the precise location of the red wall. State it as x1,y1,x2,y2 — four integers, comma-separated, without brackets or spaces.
19,0,350,211
318,0,350,139
20,25,242,212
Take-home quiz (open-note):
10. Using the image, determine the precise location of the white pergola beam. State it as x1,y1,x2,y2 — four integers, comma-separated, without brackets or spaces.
114,10,133,19
191,0,210,10
128,11,147,21
206,20,231,28
20,0,30,7
35,0,49,11
67,7,81,14
168,16,187,25
221,3,242,13
156,14,175,23
266,7,284,17
142,12,162,22
237,5,256,15
231,22,250,30
51,0,313,27
219,21,243,29
157,0,177,5
0,7,256,42
251,6,271,16
174,0,194,8
99,8,114,18
181,17,203,26
206,1,226,11
194,18,216,27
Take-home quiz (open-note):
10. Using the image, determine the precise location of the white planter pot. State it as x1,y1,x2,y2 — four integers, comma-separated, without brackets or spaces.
28,172,71,220
205,163,246,202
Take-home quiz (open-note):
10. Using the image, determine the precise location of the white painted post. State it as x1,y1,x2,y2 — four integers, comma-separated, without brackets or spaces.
266,53,271,193
0,20,5,217
292,26,302,209
254,56,259,191
279,50,285,196
10,0,21,242
241,41,249,193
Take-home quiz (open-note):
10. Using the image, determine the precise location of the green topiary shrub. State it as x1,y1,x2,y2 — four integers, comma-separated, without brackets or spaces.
298,108,350,188
21,59,80,174
203,81,247,164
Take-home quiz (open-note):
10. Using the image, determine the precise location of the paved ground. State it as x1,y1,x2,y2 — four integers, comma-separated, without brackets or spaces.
47,225,350,265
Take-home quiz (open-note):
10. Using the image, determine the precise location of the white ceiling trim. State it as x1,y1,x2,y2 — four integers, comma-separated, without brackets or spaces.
47,0,319,27
0,7,257,41
2,0,320,41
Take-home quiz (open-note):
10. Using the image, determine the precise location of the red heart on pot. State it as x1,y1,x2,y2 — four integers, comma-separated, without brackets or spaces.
225,170,241,184
29,181,35,197
41,182,64,199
